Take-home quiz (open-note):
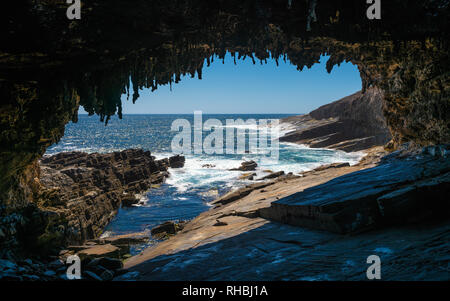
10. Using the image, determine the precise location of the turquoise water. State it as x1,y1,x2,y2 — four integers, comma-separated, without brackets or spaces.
46,114,363,249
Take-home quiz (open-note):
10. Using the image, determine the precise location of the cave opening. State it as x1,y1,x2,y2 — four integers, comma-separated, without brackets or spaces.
43,53,380,240
53,52,367,155
82,53,362,115
0,1,449,281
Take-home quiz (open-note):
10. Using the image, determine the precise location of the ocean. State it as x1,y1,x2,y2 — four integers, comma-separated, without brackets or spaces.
46,114,363,253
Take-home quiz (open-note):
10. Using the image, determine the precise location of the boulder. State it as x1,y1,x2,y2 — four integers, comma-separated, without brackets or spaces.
230,161,257,171
150,221,187,240
121,194,139,207
256,171,285,181
202,164,216,168
151,221,177,236
176,221,187,232
169,155,185,168
239,173,256,180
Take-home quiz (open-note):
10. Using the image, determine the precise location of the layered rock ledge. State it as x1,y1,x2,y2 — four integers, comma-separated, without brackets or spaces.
37,149,185,247
280,87,392,152
0,149,184,257
121,146,449,280
259,145,450,234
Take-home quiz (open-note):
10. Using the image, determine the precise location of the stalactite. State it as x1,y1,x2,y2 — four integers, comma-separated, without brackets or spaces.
307,0,318,32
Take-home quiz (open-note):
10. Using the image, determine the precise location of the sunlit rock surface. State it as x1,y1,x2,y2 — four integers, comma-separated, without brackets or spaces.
121,148,449,281
281,87,392,152
260,148,450,233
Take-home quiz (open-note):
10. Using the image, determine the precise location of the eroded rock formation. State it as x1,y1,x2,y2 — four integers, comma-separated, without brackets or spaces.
0,149,183,256
0,0,449,253
281,87,392,151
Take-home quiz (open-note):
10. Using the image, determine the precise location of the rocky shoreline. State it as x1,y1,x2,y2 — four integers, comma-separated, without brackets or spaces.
0,149,185,280
121,144,449,281
2,143,449,281
38,150,185,245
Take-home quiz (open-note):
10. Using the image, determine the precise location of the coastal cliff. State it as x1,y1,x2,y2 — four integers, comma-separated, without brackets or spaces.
0,149,184,258
281,87,392,152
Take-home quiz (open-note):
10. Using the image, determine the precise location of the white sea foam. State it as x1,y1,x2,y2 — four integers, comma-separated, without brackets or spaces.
164,154,245,193
47,115,365,197
157,141,364,193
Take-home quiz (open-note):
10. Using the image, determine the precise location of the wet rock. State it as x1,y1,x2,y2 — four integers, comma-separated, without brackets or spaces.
202,164,216,168
176,221,187,232
151,221,177,236
230,161,258,171
169,155,185,168
239,173,256,180
256,171,285,180
422,144,450,158
121,193,139,207
114,271,140,281
150,221,187,240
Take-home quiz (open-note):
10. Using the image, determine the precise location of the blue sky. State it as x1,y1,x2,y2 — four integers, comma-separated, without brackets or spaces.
81,53,361,114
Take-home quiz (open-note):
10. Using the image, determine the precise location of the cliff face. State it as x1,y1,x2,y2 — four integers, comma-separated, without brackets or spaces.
0,149,184,256
0,1,449,252
281,87,392,152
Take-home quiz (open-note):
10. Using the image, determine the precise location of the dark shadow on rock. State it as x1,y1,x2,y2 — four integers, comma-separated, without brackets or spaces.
120,219,450,281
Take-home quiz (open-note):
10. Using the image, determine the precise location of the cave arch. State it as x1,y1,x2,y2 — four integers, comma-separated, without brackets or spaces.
0,0,449,252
